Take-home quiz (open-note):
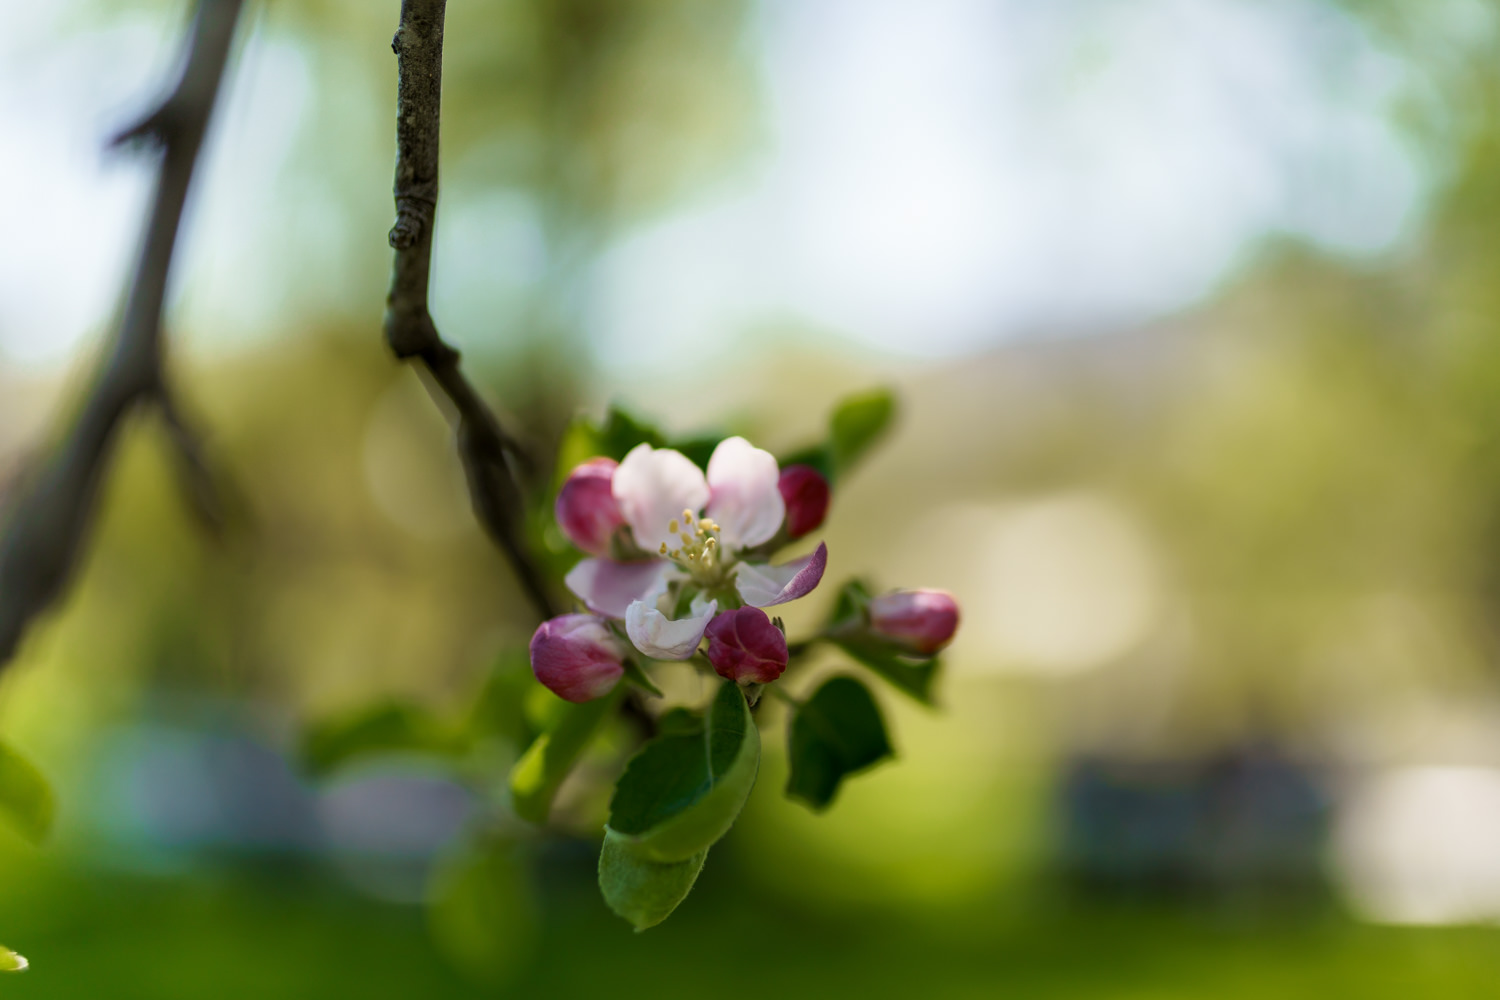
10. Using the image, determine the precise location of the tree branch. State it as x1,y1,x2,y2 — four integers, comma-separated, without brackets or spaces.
0,0,244,668
385,0,557,622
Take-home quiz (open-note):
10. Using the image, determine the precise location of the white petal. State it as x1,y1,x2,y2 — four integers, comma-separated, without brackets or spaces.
565,558,669,619
625,598,717,660
705,436,785,550
612,444,710,553
734,542,828,607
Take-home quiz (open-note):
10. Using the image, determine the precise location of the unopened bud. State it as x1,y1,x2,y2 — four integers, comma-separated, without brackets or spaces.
704,606,789,684
868,589,959,654
556,457,627,555
777,465,830,540
530,614,626,702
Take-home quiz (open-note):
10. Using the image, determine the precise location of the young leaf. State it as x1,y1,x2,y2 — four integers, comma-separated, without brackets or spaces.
826,578,874,630
777,444,835,485
669,434,723,470
786,676,893,810
552,415,606,490
620,658,663,697
0,945,27,972
598,406,666,460
834,638,941,705
301,702,461,776
598,830,707,932
829,388,895,475
607,681,760,862
509,686,624,823
0,742,54,846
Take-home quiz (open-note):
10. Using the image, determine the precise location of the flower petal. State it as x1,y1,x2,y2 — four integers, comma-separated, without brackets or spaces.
624,598,718,660
612,444,710,553
733,541,828,608
705,436,785,550
565,558,669,619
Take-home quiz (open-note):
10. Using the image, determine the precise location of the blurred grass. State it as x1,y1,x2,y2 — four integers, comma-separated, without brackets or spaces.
1,847,1498,999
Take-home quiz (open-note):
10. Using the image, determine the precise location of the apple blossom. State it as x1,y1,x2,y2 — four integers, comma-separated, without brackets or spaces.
530,613,627,702
777,465,830,540
560,437,827,662
867,589,960,654
704,606,788,684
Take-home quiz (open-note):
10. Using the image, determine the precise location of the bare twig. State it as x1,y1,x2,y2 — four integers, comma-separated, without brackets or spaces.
385,0,556,621
0,0,243,667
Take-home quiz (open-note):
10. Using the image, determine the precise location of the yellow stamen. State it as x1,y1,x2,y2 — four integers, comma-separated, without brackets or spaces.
659,543,668,555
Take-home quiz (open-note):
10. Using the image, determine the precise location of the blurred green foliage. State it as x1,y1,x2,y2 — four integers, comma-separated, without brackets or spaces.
13,0,1500,991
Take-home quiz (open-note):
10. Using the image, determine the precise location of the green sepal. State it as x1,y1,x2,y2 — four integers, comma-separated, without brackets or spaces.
598,830,707,931
834,638,941,705
0,945,27,972
606,681,760,862
300,702,461,777
509,686,624,824
0,742,53,846
786,676,893,810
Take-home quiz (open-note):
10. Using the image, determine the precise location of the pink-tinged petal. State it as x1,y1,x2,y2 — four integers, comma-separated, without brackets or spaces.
624,598,717,661
706,436,785,550
555,457,626,555
705,606,788,684
565,558,668,619
612,444,710,553
777,464,830,539
733,541,828,608
868,589,960,654
530,614,626,702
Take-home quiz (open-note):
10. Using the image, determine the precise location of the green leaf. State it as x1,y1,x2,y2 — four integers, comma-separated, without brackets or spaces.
301,702,461,776
607,681,760,862
826,578,875,630
428,834,535,982
620,658,663,697
0,945,27,972
598,830,707,931
835,638,941,705
0,742,54,846
777,444,835,484
552,415,606,491
509,686,624,824
786,676,893,810
668,434,722,470
655,706,704,736
467,649,535,745
829,388,896,475
598,406,666,461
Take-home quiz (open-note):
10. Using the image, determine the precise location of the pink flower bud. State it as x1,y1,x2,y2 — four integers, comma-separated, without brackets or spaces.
555,458,627,555
777,465,830,540
704,606,788,684
530,614,626,702
868,589,959,654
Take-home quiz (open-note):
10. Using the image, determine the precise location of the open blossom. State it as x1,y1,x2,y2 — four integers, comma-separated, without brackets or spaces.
868,589,960,654
777,465,830,540
559,437,827,662
704,606,788,684
530,614,627,702
554,457,627,556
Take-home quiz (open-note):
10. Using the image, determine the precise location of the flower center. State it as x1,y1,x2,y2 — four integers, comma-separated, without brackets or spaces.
659,508,731,586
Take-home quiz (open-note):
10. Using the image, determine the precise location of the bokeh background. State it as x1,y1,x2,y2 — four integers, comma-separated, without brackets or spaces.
6,0,1500,995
